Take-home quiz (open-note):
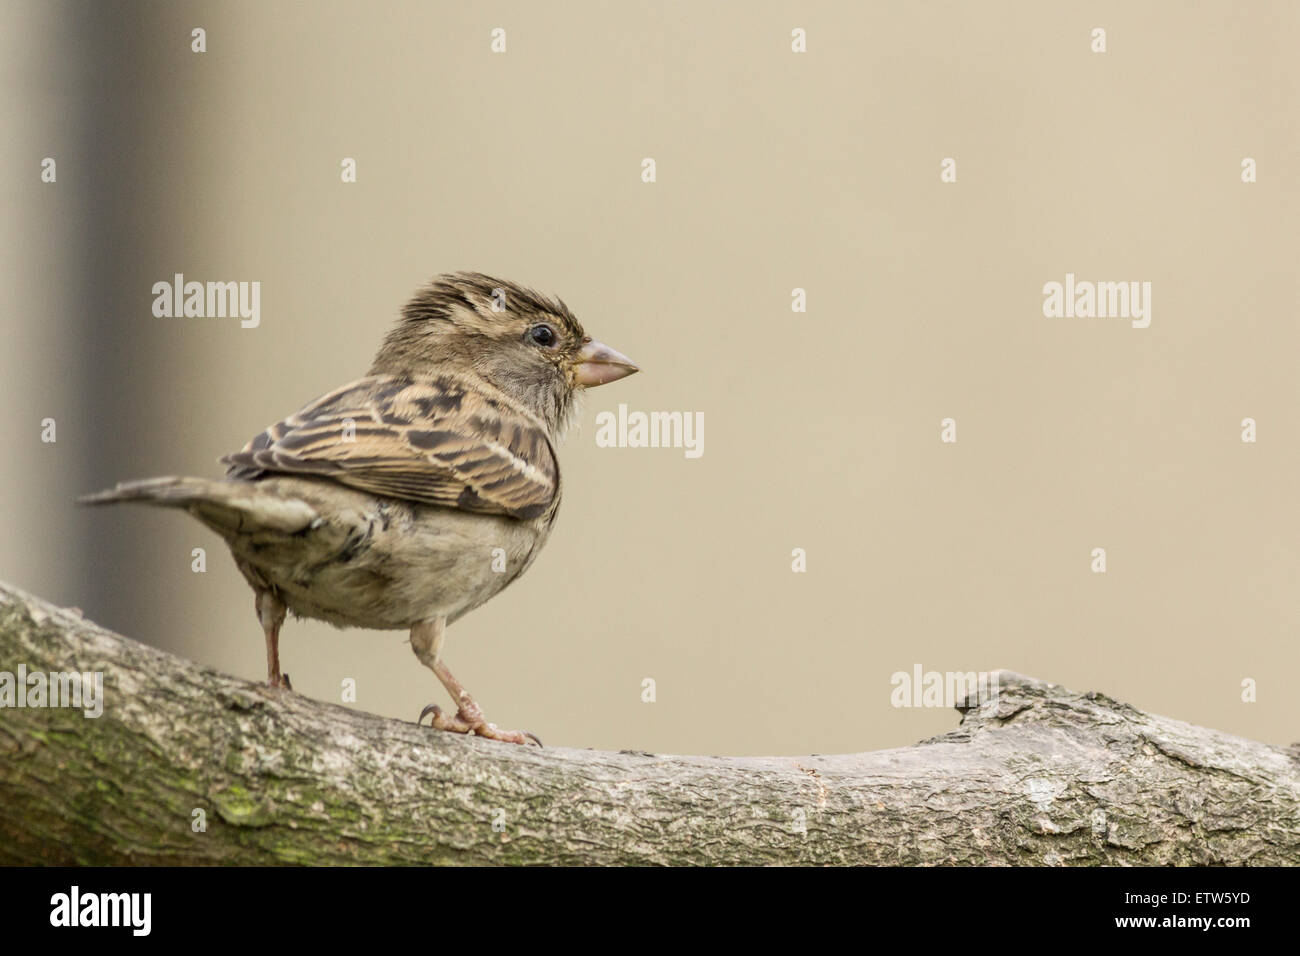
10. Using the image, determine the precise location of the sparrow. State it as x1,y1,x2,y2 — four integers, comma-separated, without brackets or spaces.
79,272,638,745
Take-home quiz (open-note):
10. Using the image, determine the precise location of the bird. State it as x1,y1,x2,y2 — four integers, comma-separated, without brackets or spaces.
79,272,638,745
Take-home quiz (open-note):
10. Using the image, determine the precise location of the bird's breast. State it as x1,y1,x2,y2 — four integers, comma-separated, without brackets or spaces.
230,479,554,630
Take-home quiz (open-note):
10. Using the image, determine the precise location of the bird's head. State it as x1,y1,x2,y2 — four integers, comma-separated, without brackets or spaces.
370,272,639,433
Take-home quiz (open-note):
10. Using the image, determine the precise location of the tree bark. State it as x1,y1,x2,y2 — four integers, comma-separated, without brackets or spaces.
0,580,1296,865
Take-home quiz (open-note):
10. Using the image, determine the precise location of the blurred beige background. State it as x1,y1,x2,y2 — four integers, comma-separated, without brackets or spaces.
2,0,1296,756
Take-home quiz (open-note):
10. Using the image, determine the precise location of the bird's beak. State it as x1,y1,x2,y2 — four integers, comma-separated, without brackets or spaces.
572,339,639,387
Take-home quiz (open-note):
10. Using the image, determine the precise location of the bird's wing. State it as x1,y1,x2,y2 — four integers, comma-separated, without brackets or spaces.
221,375,558,520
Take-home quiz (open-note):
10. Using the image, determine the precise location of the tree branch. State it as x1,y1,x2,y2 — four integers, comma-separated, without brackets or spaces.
0,580,1296,865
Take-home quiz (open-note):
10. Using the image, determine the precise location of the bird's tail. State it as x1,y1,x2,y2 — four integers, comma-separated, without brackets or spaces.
78,476,319,536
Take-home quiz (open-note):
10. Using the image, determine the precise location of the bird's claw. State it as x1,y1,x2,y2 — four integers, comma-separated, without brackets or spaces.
417,703,542,747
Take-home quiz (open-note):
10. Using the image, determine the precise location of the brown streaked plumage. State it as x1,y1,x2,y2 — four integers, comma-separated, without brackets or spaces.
223,374,559,520
79,272,638,746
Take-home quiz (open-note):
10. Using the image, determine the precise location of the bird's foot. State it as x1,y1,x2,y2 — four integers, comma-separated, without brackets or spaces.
266,672,293,691
418,702,542,747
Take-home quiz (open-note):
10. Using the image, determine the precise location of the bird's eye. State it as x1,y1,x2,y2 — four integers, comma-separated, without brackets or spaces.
529,325,557,347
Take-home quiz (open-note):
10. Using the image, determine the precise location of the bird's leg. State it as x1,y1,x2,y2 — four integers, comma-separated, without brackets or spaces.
424,659,545,745
410,618,541,746
255,590,291,690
